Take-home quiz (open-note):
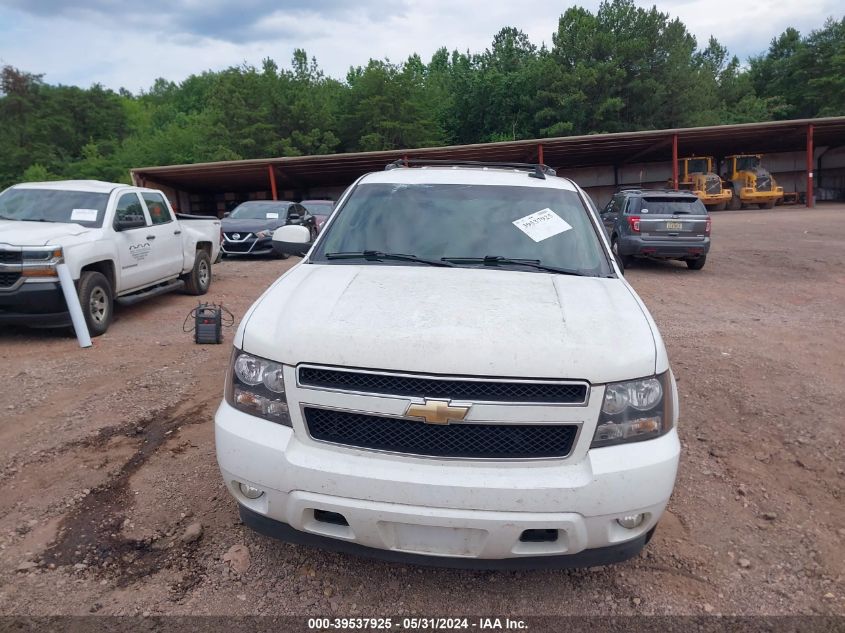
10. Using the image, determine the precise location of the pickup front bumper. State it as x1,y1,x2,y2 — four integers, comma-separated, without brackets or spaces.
0,281,71,327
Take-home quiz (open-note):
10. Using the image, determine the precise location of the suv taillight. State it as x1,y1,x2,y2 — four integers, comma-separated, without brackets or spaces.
705,217,712,235
627,216,641,233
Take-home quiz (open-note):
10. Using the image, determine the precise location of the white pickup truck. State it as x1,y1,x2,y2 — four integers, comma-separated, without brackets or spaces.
0,180,221,336
216,161,680,569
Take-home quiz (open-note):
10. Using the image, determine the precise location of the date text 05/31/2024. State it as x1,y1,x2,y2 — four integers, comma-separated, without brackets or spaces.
306,617,528,630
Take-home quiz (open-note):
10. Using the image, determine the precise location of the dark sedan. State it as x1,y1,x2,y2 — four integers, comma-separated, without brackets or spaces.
221,201,316,258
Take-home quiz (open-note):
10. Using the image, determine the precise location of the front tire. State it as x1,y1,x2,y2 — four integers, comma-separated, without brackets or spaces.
686,256,706,270
183,250,211,295
713,201,727,211
761,200,776,209
78,271,113,337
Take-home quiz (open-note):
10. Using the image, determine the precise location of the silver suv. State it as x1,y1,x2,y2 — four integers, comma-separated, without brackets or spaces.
600,189,711,270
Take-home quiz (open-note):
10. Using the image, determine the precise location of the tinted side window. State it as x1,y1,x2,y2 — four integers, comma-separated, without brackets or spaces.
114,193,146,226
142,192,172,225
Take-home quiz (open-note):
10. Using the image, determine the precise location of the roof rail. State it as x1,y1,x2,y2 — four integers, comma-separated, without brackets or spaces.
386,159,556,179
616,186,690,194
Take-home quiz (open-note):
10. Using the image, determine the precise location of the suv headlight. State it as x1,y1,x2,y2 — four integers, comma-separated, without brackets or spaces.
225,349,291,426
591,372,674,448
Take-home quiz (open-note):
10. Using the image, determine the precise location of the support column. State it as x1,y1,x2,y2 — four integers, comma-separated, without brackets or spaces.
267,164,278,201
671,134,679,189
538,143,544,165
806,124,814,208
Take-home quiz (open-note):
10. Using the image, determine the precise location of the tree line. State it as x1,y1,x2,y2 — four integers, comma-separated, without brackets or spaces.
0,0,842,189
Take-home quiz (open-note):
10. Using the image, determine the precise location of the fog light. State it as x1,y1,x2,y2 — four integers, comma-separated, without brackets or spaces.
238,482,264,499
617,513,645,529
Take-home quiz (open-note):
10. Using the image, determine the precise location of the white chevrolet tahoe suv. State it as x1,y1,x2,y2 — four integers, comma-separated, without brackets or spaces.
0,180,221,336
215,161,680,568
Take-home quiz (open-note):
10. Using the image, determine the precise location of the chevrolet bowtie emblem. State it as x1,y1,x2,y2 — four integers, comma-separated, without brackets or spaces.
405,399,469,425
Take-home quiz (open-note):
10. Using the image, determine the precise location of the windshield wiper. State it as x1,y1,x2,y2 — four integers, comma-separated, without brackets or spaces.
441,255,589,276
324,251,455,267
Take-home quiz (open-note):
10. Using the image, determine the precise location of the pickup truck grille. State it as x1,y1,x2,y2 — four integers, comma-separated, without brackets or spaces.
0,250,22,264
298,367,588,404
0,272,21,288
304,407,578,459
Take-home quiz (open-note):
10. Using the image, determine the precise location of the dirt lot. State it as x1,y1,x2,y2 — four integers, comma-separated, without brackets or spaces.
0,205,843,618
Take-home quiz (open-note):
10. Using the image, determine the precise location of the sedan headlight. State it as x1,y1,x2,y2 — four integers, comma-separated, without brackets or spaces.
591,372,674,448
225,349,291,426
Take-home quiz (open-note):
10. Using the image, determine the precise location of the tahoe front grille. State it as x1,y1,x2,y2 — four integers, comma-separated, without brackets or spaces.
304,407,578,459
0,272,21,288
298,367,588,404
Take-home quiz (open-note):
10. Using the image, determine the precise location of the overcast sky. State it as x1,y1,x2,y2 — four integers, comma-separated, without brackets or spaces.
0,0,840,92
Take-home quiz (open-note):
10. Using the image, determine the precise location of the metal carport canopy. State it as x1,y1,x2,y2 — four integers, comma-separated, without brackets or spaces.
130,116,845,194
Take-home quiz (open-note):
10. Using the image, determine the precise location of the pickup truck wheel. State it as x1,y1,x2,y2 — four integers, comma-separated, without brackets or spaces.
183,250,211,295
78,271,113,337
686,256,706,270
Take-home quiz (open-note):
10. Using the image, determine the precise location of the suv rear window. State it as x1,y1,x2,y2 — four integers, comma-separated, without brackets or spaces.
633,197,707,215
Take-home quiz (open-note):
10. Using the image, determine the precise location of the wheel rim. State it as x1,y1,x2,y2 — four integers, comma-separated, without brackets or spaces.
89,287,108,323
198,259,210,288
612,240,619,256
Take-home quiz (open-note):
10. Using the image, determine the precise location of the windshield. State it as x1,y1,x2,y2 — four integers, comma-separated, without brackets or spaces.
0,188,109,227
311,183,612,277
736,156,760,171
686,158,709,174
302,201,333,214
229,202,290,220
636,197,708,215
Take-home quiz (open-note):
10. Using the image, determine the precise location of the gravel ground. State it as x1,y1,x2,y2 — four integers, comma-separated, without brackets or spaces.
0,206,843,618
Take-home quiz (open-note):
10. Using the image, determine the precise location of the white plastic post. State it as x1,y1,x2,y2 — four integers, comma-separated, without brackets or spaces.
56,263,92,348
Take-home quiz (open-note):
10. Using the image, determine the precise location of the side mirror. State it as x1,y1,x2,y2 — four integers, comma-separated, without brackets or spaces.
272,224,312,256
223,211,231,218
114,217,146,231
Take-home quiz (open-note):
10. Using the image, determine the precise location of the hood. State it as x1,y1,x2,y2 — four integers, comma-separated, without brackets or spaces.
240,264,658,383
0,220,92,247
222,218,287,233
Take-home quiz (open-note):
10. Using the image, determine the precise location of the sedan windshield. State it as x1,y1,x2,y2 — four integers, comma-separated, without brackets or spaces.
311,183,612,277
229,202,291,220
0,188,109,227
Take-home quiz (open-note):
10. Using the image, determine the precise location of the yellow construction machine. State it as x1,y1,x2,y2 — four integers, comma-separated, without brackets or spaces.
722,154,784,209
675,156,732,211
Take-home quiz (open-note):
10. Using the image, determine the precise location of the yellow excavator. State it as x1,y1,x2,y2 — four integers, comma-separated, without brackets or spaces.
722,154,784,209
675,156,732,211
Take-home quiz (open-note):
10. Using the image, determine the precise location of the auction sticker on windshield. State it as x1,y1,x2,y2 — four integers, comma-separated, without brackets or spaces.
71,208,98,222
512,208,572,242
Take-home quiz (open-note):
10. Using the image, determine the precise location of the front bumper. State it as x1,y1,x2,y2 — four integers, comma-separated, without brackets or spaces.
739,187,784,202
695,190,732,205
620,236,710,260
221,237,273,256
0,281,71,327
215,400,680,566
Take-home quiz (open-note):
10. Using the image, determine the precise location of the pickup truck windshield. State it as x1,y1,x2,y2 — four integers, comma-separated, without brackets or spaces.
312,183,611,277
0,188,109,227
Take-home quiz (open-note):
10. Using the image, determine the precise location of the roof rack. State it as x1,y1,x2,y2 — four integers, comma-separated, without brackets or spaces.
616,187,692,194
385,159,556,179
